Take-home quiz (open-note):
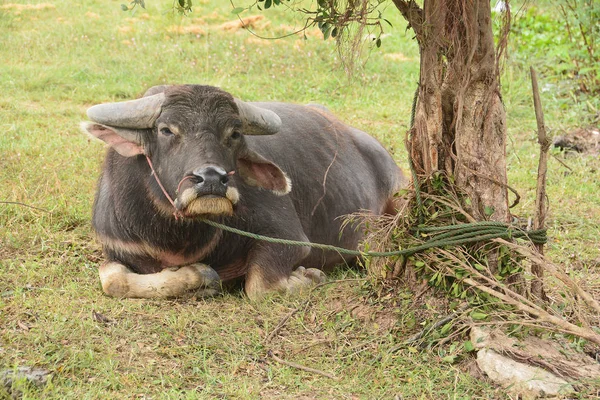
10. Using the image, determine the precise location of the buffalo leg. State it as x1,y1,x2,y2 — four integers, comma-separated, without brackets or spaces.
99,262,221,298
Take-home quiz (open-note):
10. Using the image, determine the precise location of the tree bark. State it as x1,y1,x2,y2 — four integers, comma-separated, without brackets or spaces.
395,0,509,224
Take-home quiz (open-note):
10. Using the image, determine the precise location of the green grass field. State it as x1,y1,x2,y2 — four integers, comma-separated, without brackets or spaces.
1,0,599,398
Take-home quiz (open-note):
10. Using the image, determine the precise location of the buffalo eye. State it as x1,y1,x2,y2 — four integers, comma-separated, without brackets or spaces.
230,131,241,140
160,127,174,137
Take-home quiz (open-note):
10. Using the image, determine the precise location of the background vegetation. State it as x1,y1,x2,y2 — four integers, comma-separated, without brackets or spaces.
0,0,598,398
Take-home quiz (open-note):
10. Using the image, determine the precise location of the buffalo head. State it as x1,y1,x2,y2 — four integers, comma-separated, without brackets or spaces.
82,85,291,218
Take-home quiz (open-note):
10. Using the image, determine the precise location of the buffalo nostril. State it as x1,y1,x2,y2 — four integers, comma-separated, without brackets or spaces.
192,166,229,189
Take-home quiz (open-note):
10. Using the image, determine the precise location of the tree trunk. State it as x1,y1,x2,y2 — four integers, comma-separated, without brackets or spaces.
395,0,509,223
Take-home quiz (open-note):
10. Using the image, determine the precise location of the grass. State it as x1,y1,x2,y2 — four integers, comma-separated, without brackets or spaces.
0,0,598,398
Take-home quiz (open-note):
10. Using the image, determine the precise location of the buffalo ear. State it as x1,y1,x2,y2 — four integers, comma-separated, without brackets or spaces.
237,150,291,195
81,122,144,157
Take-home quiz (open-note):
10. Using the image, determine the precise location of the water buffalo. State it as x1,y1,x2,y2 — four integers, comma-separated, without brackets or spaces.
82,84,405,300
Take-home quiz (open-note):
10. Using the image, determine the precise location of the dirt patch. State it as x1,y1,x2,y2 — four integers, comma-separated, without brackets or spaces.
325,289,402,333
553,126,600,156
0,242,22,261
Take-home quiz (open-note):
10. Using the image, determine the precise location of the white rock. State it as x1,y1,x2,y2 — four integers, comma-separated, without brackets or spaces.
476,348,574,398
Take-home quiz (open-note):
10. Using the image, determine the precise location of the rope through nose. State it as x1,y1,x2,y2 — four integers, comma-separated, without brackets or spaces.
145,155,184,220
176,175,195,195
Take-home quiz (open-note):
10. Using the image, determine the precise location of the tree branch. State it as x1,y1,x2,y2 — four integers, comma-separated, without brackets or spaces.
462,277,600,346
530,67,550,301
391,0,424,43
265,308,298,344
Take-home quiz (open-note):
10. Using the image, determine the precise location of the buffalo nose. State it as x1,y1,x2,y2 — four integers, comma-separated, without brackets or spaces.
192,166,229,187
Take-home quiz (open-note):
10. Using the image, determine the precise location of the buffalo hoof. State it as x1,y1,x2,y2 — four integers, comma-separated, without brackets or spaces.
188,263,222,298
285,266,326,293
99,262,221,299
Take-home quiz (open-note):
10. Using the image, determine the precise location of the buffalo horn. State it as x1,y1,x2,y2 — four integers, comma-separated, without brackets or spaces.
86,93,165,129
234,99,281,135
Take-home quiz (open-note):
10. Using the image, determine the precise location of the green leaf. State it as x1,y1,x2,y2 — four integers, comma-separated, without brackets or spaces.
322,24,332,40
231,7,245,14
440,321,453,335
451,283,460,296
414,260,425,267
442,355,456,363
464,340,475,352
470,311,489,321
484,206,495,216
178,0,185,7
264,0,272,9
121,3,129,11
376,38,382,48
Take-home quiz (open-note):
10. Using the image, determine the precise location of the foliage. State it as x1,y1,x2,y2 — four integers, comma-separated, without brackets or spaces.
510,2,600,112
558,0,600,94
232,0,389,46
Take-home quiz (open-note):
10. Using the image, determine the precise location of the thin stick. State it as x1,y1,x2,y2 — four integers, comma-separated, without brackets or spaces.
551,153,573,172
495,347,577,379
462,277,600,345
267,350,340,381
0,201,50,213
496,239,600,315
385,304,470,355
530,67,550,301
265,308,298,343
405,304,469,345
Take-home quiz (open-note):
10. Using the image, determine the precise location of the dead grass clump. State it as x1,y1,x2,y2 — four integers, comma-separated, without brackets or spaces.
219,15,266,32
383,53,414,62
1,3,55,11
166,25,206,36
